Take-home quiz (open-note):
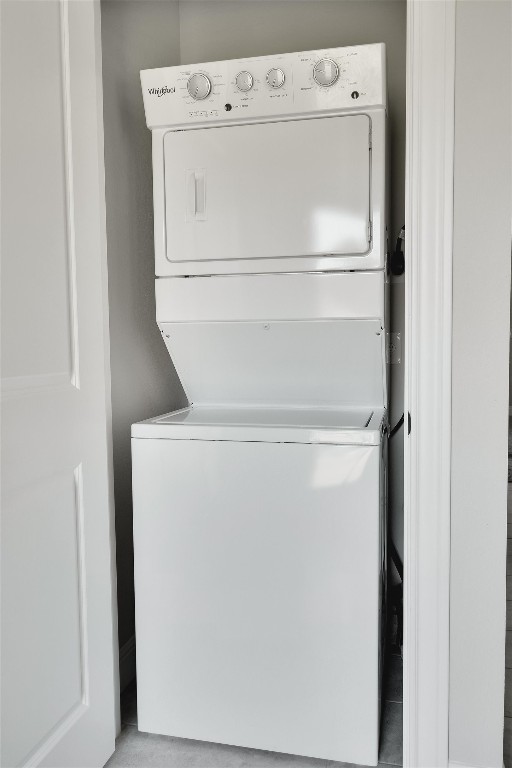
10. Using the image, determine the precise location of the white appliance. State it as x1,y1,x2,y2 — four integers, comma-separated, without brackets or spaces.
133,44,388,766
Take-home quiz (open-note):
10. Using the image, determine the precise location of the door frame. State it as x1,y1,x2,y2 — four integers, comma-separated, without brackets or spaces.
92,0,459,761
88,0,121,736
403,0,456,765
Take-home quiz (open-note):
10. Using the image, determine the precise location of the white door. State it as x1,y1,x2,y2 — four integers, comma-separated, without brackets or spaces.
1,2,117,767
164,115,371,266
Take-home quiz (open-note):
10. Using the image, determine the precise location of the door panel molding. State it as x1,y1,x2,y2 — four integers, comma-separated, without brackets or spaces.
23,464,89,768
1,373,72,399
59,0,80,390
23,704,88,768
73,462,90,707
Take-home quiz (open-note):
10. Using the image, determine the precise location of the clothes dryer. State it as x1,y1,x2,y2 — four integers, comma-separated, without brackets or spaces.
133,44,388,766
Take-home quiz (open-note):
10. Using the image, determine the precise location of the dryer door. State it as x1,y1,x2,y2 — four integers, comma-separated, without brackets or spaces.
162,114,374,274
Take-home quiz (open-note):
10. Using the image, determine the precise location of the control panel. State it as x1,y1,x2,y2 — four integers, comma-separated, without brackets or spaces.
141,44,385,129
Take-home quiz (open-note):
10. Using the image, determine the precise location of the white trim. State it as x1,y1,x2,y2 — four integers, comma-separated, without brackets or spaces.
90,0,120,735
119,635,136,694
404,1,456,766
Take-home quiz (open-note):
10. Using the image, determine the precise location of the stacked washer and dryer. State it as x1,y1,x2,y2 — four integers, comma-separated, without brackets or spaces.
133,44,388,767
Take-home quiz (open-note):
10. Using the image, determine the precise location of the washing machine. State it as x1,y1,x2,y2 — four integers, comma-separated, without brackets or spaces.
133,44,388,766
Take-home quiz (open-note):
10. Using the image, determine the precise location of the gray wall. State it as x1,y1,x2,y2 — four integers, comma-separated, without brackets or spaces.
101,0,185,652
449,1,511,766
101,0,406,657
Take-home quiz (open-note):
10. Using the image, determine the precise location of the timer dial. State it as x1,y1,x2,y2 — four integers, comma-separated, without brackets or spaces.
187,72,212,100
266,67,285,89
235,71,254,92
313,58,339,87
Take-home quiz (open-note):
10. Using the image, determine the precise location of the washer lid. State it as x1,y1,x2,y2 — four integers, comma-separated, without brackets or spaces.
132,405,385,445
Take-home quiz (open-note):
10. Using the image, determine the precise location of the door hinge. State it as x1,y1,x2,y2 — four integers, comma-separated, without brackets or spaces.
367,220,372,243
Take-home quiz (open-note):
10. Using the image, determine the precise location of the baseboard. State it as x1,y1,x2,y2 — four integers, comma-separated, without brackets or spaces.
448,761,505,768
119,634,136,693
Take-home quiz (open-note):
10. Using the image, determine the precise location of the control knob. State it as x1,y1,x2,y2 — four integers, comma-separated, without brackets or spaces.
235,71,254,92
266,68,285,89
187,72,212,100
313,58,339,87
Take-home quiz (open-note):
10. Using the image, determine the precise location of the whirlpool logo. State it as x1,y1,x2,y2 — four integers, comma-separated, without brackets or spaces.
148,86,175,97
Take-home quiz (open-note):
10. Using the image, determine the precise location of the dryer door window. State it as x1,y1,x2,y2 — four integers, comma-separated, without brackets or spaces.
163,114,371,266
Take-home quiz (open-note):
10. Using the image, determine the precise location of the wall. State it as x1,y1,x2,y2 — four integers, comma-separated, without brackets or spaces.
449,1,511,766
101,0,185,662
178,0,407,574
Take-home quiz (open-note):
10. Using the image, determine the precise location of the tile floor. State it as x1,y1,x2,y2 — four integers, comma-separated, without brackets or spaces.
107,654,403,768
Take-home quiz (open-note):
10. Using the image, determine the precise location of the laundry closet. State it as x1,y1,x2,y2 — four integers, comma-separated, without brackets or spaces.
2,2,509,767
100,1,406,764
